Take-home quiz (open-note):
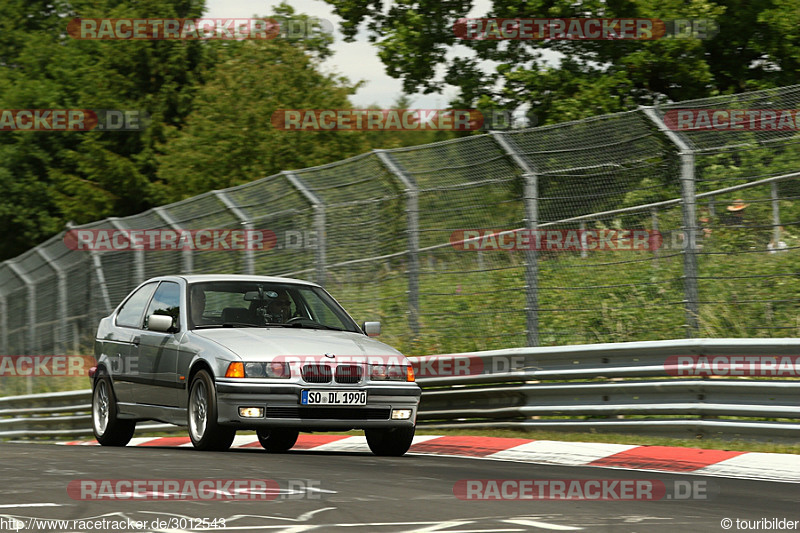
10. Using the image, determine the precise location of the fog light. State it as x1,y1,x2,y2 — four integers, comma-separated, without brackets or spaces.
239,407,264,418
391,409,412,420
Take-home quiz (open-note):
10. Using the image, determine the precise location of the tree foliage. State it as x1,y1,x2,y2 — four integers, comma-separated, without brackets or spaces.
324,0,800,122
0,1,451,260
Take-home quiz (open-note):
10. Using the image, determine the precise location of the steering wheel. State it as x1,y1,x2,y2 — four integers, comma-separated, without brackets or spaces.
286,316,309,324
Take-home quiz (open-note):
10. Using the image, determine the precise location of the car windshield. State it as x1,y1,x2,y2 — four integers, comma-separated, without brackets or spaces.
188,280,361,333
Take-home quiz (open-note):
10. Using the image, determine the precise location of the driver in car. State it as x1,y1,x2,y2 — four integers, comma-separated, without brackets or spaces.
268,290,294,323
190,286,213,326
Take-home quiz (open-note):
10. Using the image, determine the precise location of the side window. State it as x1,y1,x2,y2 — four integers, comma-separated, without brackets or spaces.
116,282,158,328
144,282,181,331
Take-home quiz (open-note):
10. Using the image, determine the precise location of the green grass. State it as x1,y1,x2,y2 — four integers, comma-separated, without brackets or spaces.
341,240,800,355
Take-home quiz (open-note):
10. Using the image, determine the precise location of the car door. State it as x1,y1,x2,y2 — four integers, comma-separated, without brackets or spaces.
111,281,158,405
135,281,182,407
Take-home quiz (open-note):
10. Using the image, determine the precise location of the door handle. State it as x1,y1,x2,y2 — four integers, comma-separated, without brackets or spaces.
132,336,141,346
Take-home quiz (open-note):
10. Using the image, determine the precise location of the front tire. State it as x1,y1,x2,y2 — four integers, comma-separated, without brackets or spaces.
365,426,415,456
257,429,299,452
188,370,235,451
92,375,135,446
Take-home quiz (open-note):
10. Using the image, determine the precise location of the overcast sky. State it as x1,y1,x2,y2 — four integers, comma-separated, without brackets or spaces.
204,0,491,109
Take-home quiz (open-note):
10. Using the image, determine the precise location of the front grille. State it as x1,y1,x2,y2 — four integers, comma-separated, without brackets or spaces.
266,406,391,420
302,364,332,383
335,364,362,384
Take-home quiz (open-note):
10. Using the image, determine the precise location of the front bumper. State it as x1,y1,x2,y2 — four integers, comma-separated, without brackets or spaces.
215,379,421,429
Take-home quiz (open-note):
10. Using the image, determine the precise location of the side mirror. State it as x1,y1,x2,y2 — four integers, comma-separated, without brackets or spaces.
362,321,381,337
148,314,174,333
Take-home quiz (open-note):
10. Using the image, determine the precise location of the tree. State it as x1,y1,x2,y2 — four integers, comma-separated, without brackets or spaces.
0,0,209,259
152,37,368,201
322,0,800,123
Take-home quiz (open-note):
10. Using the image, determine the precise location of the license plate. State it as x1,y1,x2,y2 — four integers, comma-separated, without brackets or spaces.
301,390,367,406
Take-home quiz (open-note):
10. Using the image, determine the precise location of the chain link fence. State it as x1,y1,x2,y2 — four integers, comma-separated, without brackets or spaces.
1,85,799,368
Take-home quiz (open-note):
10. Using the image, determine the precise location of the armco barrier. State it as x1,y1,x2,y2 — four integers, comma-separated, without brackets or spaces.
1,339,799,441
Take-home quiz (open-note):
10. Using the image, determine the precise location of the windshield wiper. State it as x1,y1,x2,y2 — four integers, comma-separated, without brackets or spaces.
287,322,344,331
194,323,265,329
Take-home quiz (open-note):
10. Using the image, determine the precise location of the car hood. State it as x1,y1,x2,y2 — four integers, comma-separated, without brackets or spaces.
190,327,404,360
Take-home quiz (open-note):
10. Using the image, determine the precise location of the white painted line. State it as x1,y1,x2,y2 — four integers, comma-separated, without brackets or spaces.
488,440,637,466
503,518,583,530
231,435,260,448
0,503,61,508
409,435,443,445
127,437,161,446
307,436,371,453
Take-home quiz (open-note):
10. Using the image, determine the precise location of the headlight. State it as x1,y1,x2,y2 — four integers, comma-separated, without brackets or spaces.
370,364,412,381
241,362,291,379
244,362,266,378
267,361,290,378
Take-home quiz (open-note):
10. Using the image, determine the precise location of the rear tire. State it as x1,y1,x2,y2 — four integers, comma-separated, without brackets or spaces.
365,426,415,456
188,370,235,451
92,375,135,446
257,428,299,452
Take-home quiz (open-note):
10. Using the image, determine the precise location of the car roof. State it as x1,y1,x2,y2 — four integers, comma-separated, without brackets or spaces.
144,274,320,288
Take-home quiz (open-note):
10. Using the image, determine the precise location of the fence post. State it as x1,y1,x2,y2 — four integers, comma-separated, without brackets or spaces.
90,251,113,315
651,209,660,261
0,284,7,356
107,218,145,284
283,171,327,287
6,262,35,394
490,132,539,347
642,107,699,336
579,221,588,259
214,191,254,275
373,150,420,338
771,181,781,245
6,262,36,356
154,207,194,274
36,247,68,354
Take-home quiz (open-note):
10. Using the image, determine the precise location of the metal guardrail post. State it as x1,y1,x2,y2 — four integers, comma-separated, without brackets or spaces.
6,262,35,394
153,207,193,274
90,251,113,314
283,171,327,287
579,221,588,259
36,247,68,354
642,107,699,336
374,150,420,338
6,262,36,356
214,191,254,275
0,285,7,355
651,208,660,261
66,222,113,320
771,181,781,245
491,132,539,347
108,218,145,284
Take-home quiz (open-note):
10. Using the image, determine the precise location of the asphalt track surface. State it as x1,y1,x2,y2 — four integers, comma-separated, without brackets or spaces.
0,441,797,532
